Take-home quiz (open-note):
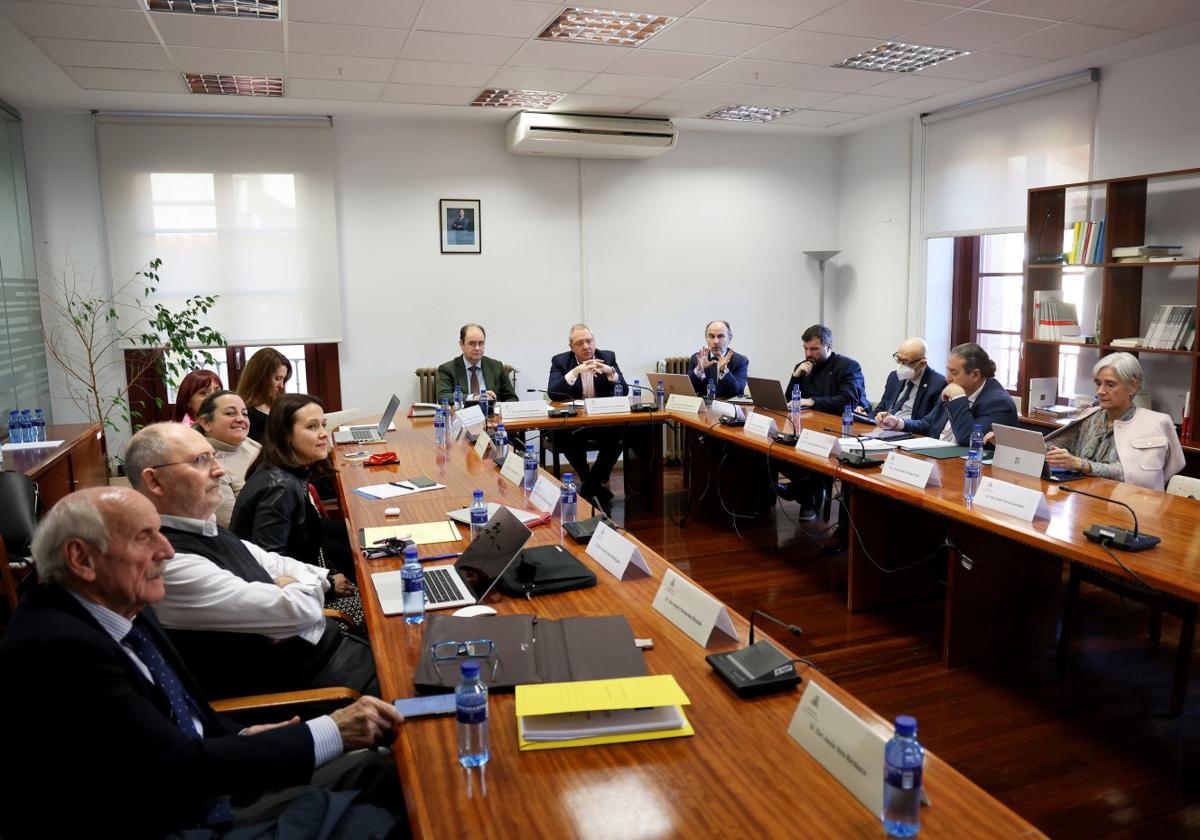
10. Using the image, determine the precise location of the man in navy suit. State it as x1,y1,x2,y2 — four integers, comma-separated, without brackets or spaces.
0,487,404,839
688,319,749,400
907,342,1018,444
874,337,947,431
785,324,870,414
548,323,627,511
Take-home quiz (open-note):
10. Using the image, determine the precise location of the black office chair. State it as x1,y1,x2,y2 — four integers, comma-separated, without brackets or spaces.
0,471,40,625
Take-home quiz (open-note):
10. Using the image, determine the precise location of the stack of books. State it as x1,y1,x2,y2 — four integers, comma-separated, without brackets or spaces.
1067,221,1105,264
1034,290,1084,342
1112,245,1186,263
1145,304,1196,349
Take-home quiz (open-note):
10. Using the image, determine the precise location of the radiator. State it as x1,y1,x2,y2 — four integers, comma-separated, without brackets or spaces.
660,356,689,464
415,366,519,404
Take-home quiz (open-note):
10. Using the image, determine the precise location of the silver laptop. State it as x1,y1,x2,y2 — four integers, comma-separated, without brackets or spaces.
746,376,789,413
990,423,1046,477
332,394,400,445
645,371,697,398
371,506,533,614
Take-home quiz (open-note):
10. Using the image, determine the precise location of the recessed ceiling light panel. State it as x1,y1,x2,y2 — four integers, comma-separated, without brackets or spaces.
472,89,565,109
834,42,967,73
538,7,676,47
184,73,283,96
703,105,799,124
148,0,280,18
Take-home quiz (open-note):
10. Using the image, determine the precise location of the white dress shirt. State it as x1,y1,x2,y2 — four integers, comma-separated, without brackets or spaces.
461,355,487,395
940,380,986,442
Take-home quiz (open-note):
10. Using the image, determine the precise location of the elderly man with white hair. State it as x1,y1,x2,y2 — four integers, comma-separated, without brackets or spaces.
874,336,947,430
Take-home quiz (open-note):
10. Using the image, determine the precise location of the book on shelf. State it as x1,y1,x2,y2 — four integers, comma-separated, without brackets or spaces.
1111,244,1185,262
1110,337,1144,348
1067,220,1105,264
1145,304,1195,350
1034,404,1076,417
1035,294,1081,341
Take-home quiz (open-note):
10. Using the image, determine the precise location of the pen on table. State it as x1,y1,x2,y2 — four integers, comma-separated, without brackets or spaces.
422,552,461,562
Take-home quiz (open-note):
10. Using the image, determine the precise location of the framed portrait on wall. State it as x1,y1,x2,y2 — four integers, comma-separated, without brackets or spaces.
440,199,481,254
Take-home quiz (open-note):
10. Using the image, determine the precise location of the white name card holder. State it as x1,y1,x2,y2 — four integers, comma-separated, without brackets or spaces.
447,415,465,441
584,396,632,416
529,474,560,514
456,405,485,440
498,400,551,421
586,521,651,581
708,399,740,420
472,432,492,459
796,429,840,459
880,451,942,489
500,451,525,486
743,412,779,439
972,477,1050,521
666,394,703,414
787,681,887,817
652,568,738,648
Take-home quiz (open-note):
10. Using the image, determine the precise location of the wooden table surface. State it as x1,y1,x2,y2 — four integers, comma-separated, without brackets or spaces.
339,415,1042,839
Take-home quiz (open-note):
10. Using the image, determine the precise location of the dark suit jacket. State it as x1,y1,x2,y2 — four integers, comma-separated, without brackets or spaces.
0,585,314,839
687,350,749,399
877,366,947,427
786,352,869,415
436,355,517,403
912,376,1018,444
548,349,627,400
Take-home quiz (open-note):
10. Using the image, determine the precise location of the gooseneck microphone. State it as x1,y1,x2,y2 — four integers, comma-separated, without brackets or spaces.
748,609,803,646
823,427,880,469
526,388,577,417
1061,485,1161,552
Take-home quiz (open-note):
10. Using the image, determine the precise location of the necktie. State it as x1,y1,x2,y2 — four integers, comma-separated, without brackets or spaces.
891,381,914,413
468,366,480,397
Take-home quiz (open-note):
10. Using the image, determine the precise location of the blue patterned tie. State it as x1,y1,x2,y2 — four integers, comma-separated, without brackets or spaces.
123,623,233,826
891,381,915,413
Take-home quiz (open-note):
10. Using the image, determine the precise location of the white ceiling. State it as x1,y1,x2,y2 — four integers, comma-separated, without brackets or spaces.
2,0,1200,134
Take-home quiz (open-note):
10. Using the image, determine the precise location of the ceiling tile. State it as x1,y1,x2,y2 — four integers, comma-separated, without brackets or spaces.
2,2,157,42
916,50,1046,80
381,82,478,104
698,57,821,86
748,29,881,64
152,14,283,50
287,53,395,81
688,0,841,28
35,37,172,69
989,22,1133,58
603,48,726,78
788,66,884,93
773,108,861,126
632,98,726,118
288,21,406,58
413,0,553,39
642,18,784,56
22,0,141,7
814,92,910,113
667,78,834,107
390,59,497,86
862,73,976,98
288,0,422,28
401,30,523,65
486,66,595,92
631,0,707,14
64,66,187,92
743,87,839,107
1075,0,1200,32
509,40,626,72
977,0,1121,20
548,93,648,113
899,10,1055,50
286,78,384,100
798,0,957,39
168,46,283,75
577,73,682,98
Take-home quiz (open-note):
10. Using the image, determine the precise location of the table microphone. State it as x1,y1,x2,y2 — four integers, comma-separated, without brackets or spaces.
823,428,881,469
748,609,802,645
706,609,803,698
1060,485,1161,551
526,388,577,417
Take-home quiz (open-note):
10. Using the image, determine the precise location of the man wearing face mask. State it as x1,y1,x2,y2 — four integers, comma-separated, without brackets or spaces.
874,337,947,431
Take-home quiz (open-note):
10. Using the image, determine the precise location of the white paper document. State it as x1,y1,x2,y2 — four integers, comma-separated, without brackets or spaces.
355,482,446,500
895,437,957,450
520,706,685,742
446,503,547,526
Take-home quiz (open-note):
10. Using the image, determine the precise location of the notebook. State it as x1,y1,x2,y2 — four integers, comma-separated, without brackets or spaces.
332,394,401,444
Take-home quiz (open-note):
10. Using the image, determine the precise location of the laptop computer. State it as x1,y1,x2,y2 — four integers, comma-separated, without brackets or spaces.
371,506,533,614
645,371,697,398
332,394,401,445
746,377,789,413
990,423,1046,477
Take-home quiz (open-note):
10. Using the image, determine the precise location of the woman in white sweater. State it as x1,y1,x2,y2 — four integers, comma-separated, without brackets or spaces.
192,390,262,528
1046,352,1185,491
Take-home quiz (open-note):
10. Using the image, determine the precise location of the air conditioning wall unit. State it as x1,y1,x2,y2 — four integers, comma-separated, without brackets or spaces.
506,112,678,159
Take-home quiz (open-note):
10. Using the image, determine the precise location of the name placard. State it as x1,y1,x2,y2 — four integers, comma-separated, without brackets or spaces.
448,415,466,441
585,396,632,416
456,404,484,431
652,568,738,648
500,451,525,486
787,681,887,817
796,428,840,459
707,399,739,420
972,477,1050,521
743,412,779,439
586,521,651,581
498,400,551,421
472,432,492,459
529,474,559,514
666,394,703,414
881,451,941,489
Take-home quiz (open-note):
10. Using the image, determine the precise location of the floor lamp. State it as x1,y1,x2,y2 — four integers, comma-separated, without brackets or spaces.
803,250,841,325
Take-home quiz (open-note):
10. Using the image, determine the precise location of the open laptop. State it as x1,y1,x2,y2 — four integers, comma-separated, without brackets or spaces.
990,423,1047,477
332,394,400,445
746,376,789,413
371,506,533,614
645,371,697,398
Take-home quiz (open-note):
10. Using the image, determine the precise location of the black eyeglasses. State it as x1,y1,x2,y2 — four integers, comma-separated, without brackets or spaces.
892,353,925,366
430,638,501,682
151,451,220,471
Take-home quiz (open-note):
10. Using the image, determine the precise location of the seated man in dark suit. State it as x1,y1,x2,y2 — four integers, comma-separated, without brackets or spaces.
126,422,378,700
786,324,871,414
548,322,627,512
874,337,947,431
688,319,749,400
435,322,518,405
909,342,1018,443
0,487,403,839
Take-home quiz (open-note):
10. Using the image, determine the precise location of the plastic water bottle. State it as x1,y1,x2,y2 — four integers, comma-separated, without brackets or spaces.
631,378,641,406
33,409,46,442
614,380,625,398
433,404,447,447
469,490,488,541
705,379,716,406
523,442,538,496
963,423,983,502
453,384,464,413
882,715,924,837
789,385,802,434
842,404,854,438
478,392,489,424
494,423,509,461
400,544,424,625
456,660,489,768
20,410,33,443
559,472,577,544
656,380,666,411
8,410,22,443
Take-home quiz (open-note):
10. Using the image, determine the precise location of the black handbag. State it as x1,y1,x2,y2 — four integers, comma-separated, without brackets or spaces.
498,544,596,598
0,470,40,557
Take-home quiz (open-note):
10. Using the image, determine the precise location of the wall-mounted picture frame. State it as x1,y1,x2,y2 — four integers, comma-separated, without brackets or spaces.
440,198,481,254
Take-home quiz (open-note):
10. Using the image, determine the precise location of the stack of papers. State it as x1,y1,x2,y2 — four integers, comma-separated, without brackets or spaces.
353,482,445,500
361,521,462,546
837,437,895,452
446,503,550,527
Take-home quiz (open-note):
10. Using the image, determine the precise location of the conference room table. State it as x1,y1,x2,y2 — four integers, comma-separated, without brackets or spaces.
339,415,1041,839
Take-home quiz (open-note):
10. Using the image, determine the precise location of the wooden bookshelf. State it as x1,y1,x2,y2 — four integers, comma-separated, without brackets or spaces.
1022,166,1200,448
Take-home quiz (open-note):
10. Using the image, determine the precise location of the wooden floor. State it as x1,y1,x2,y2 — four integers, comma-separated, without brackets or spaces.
610,464,1200,840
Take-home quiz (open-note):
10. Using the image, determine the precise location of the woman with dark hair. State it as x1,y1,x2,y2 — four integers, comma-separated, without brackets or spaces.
192,389,260,528
173,369,223,425
236,348,292,444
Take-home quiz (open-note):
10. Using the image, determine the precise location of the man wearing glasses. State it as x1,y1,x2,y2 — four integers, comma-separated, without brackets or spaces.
124,423,378,701
874,337,947,431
